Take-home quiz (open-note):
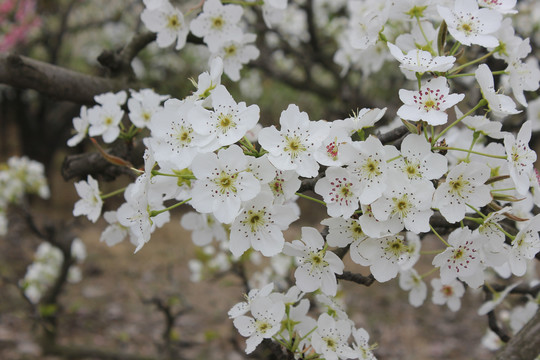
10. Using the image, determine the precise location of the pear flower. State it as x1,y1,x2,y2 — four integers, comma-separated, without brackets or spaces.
504,121,537,195
73,175,102,223
397,77,465,125
283,227,344,296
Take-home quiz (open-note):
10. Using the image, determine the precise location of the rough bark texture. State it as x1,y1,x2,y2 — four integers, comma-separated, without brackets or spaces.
496,308,540,360
0,53,122,104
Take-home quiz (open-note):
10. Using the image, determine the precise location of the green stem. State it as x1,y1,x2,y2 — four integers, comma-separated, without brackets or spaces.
490,187,516,193
386,154,402,163
420,266,439,279
149,198,192,217
466,203,487,219
449,41,461,56
420,249,444,255
434,99,487,142
449,49,497,75
432,146,507,160
447,70,507,79
415,16,435,55
495,223,515,241
430,224,450,247
464,216,483,224
465,131,480,162
100,187,127,200
295,192,326,206
222,0,263,5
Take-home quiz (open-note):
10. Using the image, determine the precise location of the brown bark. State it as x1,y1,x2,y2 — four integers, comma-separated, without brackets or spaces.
0,53,123,104
496,308,540,360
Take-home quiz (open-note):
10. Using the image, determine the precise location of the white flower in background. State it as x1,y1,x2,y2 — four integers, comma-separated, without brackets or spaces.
432,227,483,284
311,313,356,360
390,134,448,181
351,327,377,360
508,214,540,276
283,227,344,296
510,300,538,334
475,64,520,118
127,88,169,129
315,167,361,218
397,77,465,125
348,10,386,50
258,104,329,178
189,0,244,52
233,297,285,354
478,0,517,14
505,57,540,107
73,175,102,223
211,33,259,81
189,85,260,152
190,145,260,224
478,282,521,315
141,0,189,50
438,0,502,48
387,43,456,79
399,269,427,307
94,91,127,107
230,191,298,257
504,121,537,195
359,234,411,282
67,105,89,147
431,277,465,312
432,161,492,223
180,211,228,247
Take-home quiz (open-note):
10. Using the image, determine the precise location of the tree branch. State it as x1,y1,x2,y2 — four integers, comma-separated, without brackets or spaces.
0,53,124,104
496,308,540,360
336,271,375,286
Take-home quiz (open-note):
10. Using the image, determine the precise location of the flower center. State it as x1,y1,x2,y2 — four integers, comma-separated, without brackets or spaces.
215,171,237,195
216,112,237,134
244,209,266,232
211,16,224,30
224,44,237,57
284,135,307,159
167,14,181,30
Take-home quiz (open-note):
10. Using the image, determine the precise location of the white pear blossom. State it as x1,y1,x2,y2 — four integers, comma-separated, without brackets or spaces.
478,282,521,315
73,175,102,223
87,100,125,144
147,99,205,170
258,104,329,178
189,0,244,52
397,77,465,125
315,167,361,218
228,283,274,319
432,227,483,285
387,42,456,79
432,161,492,223
371,175,434,234
189,85,260,152
127,88,169,129
342,136,389,205
431,277,465,312
351,327,377,360
475,64,520,118
390,134,448,181
100,211,131,247
438,0,502,48
311,313,356,360
508,214,540,276
67,105,89,147
180,211,228,247
478,0,517,14
399,269,427,307
283,227,344,296
321,217,365,248
229,191,298,257
211,33,260,81
348,10,386,50
266,169,301,205
233,296,285,354
190,145,260,224
141,0,189,50
332,107,387,136
505,57,540,107
504,121,537,195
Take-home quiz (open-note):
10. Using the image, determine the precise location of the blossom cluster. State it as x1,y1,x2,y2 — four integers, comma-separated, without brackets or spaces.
0,156,49,236
20,238,86,304
64,0,540,357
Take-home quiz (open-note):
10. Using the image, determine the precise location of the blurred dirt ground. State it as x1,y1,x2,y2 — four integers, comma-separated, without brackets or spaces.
0,168,501,360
